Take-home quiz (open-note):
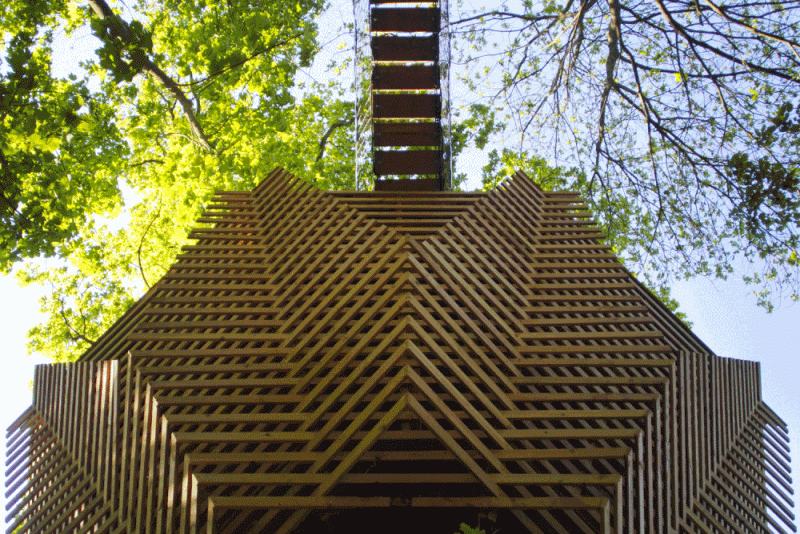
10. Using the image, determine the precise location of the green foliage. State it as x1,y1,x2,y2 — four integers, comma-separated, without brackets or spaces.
453,0,800,310
454,524,485,534
1,1,126,271
3,0,339,361
91,16,154,83
724,102,800,309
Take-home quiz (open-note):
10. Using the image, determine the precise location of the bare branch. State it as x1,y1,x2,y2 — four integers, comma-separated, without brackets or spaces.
594,0,622,173
699,0,800,61
649,0,798,82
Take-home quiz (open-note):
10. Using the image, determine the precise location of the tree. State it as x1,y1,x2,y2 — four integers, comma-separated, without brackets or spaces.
452,0,800,308
3,0,796,361
1,0,127,270
2,0,356,360
1,0,334,268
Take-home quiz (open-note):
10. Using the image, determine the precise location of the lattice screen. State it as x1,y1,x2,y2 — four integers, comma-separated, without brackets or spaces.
6,168,794,534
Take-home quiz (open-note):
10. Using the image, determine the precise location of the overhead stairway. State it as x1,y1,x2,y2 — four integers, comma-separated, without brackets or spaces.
370,0,447,191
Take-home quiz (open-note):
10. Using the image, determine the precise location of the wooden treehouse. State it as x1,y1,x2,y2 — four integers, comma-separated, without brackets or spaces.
5,168,795,534
4,0,795,532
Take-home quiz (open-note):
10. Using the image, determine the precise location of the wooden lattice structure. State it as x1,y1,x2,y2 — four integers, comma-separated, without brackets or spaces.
6,168,795,534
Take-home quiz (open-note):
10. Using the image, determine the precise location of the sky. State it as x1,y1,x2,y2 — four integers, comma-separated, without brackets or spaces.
2,0,798,530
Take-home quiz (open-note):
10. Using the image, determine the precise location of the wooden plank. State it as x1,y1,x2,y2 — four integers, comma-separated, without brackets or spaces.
373,121,440,147
209,495,610,510
510,376,668,386
137,362,293,375
370,7,440,32
372,36,438,61
522,316,655,326
521,330,663,340
374,178,442,191
503,409,650,420
508,393,660,403
153,394,305,406
372,65,439,90
183,447,632,464
373,93,440,118
518,344,673,354
172,431,316,443
194,472,622,486
373,150,440,175
165,412,309,424
148,378,297,390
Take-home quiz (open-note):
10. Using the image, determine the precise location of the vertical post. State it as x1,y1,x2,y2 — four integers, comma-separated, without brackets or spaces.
439,0,452,190
353,0,372,191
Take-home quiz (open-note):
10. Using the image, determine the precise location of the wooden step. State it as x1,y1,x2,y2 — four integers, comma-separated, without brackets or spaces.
371,0,437,4
374,178,442,192
373,94,439,119
370,7,440,33
372,36,438,61
374,122,441,147
373,65,439,90
374,150,441,175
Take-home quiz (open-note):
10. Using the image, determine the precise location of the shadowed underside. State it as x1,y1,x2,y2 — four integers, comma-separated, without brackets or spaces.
6,168,795,534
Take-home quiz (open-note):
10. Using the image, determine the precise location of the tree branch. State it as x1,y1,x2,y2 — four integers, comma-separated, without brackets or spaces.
595,0,622,175
86,0,215,152
128,159,164,168
175,38,302,88
316,118,354,162
136,199,162,290
699,0,800,60
57,298,95,345
649,0,799,83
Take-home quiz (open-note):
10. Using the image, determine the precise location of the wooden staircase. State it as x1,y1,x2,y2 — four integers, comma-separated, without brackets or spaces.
370,0,447,191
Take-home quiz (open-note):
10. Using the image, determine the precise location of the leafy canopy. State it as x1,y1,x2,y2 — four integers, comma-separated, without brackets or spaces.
3,0,797,361
2,0,356,360
453,0,800,310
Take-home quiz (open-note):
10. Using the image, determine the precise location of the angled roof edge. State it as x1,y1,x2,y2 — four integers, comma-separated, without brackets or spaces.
81,166,712,363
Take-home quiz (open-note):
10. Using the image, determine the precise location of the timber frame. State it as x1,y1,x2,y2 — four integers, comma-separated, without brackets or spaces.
6,168,795,534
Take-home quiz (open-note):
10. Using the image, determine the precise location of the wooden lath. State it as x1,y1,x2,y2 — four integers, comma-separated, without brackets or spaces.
6,168,795,534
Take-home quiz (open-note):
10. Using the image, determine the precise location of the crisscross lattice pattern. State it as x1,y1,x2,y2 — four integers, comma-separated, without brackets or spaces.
6,168,794,534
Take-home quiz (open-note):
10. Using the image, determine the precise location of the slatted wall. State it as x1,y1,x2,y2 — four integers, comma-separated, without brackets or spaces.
6,361,124,534
6,168,794,534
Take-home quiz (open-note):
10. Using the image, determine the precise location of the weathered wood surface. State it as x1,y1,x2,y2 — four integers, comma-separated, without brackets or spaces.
5,169,794,534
